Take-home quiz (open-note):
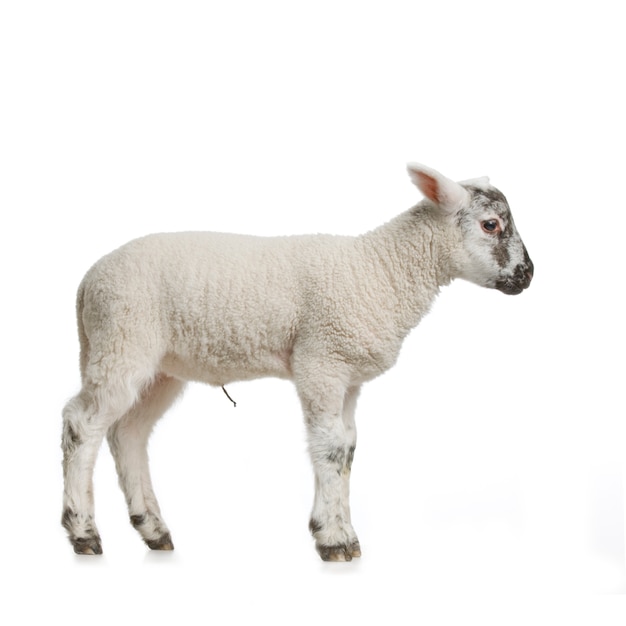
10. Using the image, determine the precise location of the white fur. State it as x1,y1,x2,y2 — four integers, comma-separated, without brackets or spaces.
61,163,533,560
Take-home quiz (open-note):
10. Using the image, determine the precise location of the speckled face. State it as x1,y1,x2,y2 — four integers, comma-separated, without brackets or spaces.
455,184,533,294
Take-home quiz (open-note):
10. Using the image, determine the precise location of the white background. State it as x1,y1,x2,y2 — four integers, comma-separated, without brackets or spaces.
1,0,625,623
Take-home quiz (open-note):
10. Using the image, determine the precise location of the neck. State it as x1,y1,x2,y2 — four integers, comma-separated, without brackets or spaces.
358,204,457,335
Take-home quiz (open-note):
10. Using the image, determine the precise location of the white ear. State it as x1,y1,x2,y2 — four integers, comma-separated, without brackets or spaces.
407,163,469,215
459,175,490,189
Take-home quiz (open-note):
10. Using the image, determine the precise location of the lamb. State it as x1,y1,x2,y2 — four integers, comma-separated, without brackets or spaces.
61,163,533,561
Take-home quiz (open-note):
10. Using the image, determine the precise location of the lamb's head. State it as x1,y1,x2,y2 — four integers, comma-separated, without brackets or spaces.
408,163,533,295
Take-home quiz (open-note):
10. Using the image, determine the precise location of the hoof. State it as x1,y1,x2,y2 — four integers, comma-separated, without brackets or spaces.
348,541,361,558
317,543,360,562
62,508,102,555
146,533,174,551
72,536,103,555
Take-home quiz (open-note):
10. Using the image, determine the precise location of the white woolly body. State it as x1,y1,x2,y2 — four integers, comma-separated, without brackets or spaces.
81,214,450,391
61,164,533,560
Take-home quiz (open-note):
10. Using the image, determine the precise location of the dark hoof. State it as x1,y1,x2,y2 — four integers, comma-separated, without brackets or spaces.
146,533,174,551
72,536,103,555
317,543,356,562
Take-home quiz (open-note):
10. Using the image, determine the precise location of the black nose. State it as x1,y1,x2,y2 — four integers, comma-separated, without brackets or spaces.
523,252,534,286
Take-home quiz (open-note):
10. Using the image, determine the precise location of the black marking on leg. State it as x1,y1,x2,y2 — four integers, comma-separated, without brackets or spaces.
130,514,146,529
309,518,323,536
326,447,346,465
61,507,75,532
346,445,356,471
62,423,82,454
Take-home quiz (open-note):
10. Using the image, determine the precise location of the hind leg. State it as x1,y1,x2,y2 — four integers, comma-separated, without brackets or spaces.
62,378,145,555
106,374,186,550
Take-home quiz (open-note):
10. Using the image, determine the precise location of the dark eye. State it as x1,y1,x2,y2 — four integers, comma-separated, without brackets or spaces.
481,219,501,234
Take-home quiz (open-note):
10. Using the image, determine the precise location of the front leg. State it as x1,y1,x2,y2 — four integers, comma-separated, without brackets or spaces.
299,380,361,562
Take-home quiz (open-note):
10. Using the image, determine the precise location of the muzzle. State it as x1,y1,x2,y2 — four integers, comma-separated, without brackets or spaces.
496,254,533,295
